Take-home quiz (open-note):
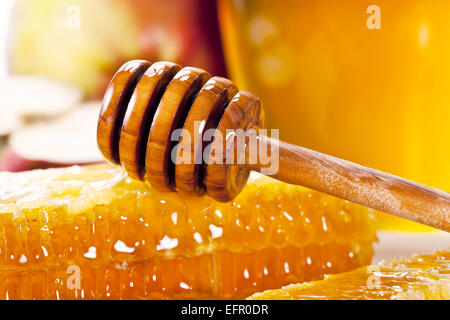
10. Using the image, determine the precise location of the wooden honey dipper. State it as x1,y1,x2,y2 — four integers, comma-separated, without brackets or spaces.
97,60,450,232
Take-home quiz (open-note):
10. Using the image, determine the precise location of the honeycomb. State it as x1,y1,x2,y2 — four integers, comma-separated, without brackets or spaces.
249,250,450,300
0,164,377,299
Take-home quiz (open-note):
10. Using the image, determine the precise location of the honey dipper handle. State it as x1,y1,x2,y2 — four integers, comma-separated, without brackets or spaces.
249,135,450,231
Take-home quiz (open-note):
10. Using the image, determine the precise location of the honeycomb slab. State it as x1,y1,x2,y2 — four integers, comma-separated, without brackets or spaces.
0,164,377,299
249,250,450,300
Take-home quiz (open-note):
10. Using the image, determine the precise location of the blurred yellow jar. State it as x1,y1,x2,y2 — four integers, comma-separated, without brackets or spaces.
219,0,450,231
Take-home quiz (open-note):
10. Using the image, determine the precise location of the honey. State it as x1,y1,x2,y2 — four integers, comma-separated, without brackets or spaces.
0,164,376,299
218,0,450,231
249,250,450,300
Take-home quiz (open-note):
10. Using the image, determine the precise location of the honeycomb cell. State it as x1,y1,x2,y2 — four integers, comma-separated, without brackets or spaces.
0,164,377,299
249,250,450,300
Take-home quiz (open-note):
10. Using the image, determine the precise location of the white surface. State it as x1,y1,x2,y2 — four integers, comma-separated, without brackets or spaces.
0,108,20,136
0,75,82,117
373,230,450,263
10,102,104,163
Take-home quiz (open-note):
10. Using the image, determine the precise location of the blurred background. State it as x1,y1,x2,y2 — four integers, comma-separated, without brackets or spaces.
0,0,449,233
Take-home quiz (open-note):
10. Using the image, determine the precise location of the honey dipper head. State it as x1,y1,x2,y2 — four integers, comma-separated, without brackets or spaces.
97,60,264,202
